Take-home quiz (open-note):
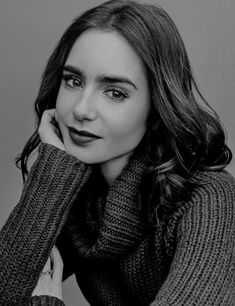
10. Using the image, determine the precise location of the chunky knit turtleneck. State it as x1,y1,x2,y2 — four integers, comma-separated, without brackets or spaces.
66,154,150,259
1,144,235,305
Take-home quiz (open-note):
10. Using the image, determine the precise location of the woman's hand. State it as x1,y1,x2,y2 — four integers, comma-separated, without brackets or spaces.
38,109,65,151
32,246,64,300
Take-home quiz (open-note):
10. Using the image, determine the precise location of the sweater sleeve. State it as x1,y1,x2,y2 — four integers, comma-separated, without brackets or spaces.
31,295,65,306
151,171,235,305
0,143,91,305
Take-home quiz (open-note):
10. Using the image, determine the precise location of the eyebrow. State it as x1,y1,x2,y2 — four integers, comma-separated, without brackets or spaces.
63,65,137,90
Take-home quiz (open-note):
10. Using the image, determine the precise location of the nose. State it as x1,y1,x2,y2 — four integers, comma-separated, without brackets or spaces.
72,91,97,122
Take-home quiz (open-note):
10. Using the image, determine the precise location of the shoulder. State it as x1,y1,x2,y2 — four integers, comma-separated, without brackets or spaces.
161,170,235,258
163,169,235,262
189,169,235,207
192,168,235,187
168,169,235,226
160,171,235,305
175,169,235,238
165,170,235,241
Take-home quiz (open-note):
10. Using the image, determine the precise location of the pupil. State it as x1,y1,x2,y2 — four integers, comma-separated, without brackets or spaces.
114,91,120,97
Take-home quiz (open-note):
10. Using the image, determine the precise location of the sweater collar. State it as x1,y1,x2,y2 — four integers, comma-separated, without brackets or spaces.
67,154,150,259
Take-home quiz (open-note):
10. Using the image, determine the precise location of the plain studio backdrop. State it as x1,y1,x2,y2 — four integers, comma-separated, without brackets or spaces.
0,0,234,305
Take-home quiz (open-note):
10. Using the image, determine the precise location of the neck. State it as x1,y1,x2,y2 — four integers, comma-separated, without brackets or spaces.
99,152,133,186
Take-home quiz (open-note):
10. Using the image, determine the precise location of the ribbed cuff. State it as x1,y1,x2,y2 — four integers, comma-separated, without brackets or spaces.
31,295,65,306
30,142,91,190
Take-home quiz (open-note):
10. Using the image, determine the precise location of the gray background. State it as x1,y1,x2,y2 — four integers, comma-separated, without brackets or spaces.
0,0,234,305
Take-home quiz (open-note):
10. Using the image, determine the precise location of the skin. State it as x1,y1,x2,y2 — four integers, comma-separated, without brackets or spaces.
55,29,151,185
32,246,63,299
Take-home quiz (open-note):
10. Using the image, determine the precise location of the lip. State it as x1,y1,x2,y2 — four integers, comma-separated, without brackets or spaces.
68,126,101,146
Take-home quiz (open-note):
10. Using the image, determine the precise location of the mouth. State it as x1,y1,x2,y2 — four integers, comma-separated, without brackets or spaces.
67,126,101,145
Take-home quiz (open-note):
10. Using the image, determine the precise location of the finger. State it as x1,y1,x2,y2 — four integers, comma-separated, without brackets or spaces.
38,109,65,150
46,110,63,141
39,110,56,133
43,109,61,133
39,109,57,135
51,246,63,284
41,109,56,124
42,256,51,273
45,108,56,116
39,255,51,281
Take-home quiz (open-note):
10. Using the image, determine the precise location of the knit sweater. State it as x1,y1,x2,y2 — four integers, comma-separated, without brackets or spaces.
0,143,235,305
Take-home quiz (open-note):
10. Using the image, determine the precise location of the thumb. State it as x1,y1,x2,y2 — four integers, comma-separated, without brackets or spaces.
51,246,63,284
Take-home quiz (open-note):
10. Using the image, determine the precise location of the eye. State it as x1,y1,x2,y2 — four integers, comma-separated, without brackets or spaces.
62,74,83,89
105,87,129,102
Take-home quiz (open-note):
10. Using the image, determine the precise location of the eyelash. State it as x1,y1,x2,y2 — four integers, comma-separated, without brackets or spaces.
62,74,83,88
62,74,129,102
105,87,129,102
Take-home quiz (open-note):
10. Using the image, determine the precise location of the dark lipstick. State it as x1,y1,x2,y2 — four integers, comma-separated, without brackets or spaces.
68,126,101,145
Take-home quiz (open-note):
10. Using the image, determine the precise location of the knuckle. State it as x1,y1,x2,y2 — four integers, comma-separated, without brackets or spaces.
57,257,64,268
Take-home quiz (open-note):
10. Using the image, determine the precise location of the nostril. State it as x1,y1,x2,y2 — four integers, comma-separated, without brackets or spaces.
72,109,96,121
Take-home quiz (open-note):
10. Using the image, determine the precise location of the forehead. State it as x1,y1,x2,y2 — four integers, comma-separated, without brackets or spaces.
65,29,147,81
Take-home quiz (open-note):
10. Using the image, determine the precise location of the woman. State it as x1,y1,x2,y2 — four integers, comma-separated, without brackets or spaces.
0,0,235,305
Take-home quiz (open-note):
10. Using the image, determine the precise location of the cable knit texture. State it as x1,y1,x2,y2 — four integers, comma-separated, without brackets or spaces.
0,143,235,305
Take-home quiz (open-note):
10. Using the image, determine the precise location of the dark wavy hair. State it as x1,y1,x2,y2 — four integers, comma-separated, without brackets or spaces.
16,0,232,223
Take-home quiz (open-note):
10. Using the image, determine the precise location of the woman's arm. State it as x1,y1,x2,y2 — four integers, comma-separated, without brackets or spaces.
151,171,235,305
0,143,91,305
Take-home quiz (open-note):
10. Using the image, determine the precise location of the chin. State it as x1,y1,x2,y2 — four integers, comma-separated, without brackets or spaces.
63,144,98,164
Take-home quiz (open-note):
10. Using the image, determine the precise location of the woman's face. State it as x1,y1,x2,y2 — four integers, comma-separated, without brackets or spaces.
56,29,150,180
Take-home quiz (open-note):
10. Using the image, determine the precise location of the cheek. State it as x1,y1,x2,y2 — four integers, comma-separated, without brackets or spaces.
55,88,63,113
106,110,148,142
55,90,70,122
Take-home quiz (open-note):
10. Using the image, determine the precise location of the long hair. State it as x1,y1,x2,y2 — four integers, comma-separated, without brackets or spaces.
16,0,232,222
